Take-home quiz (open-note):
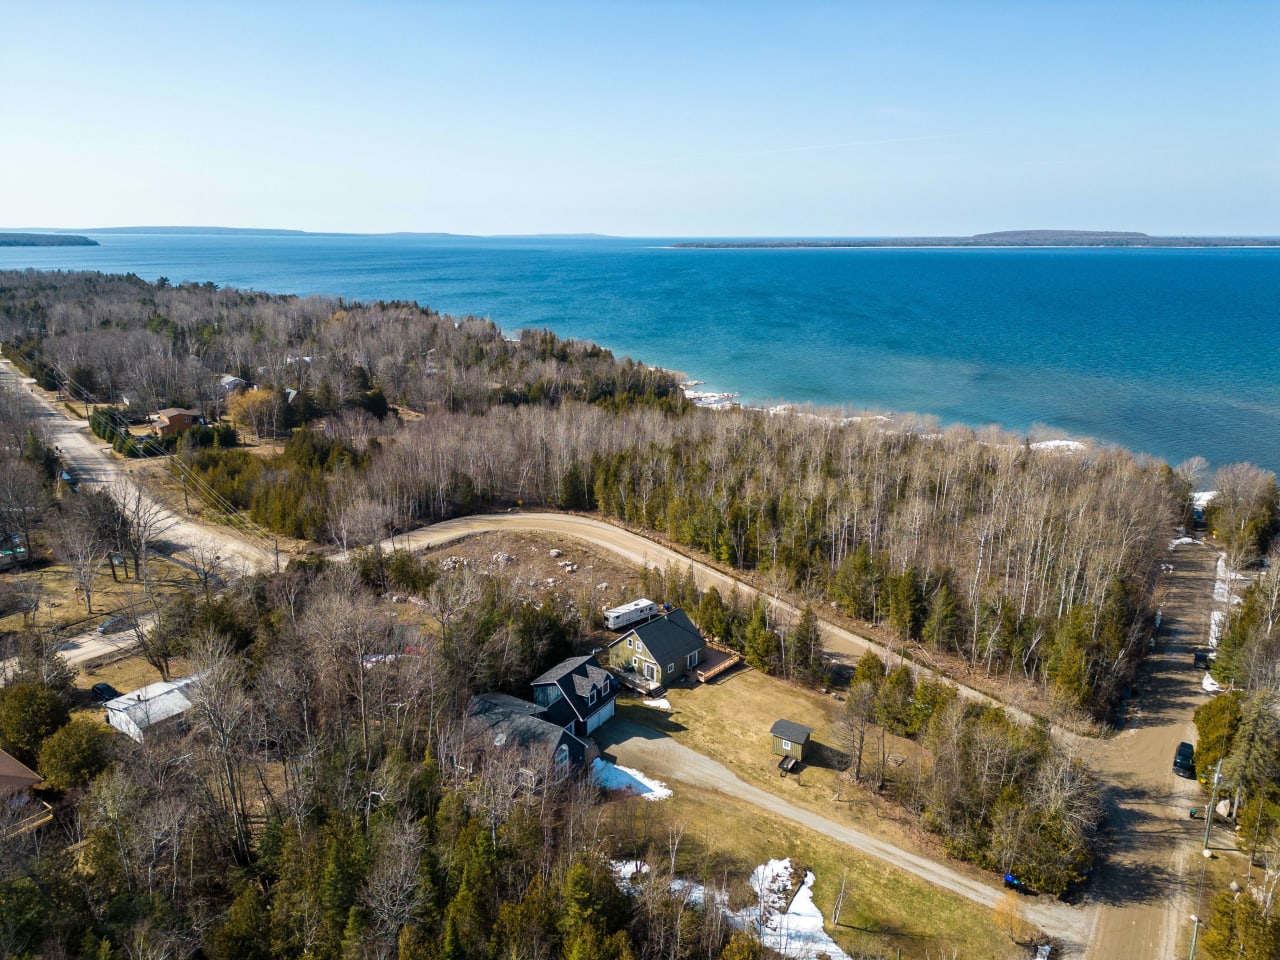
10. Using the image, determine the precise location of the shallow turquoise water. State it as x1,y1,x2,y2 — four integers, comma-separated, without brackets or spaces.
2,234,1277,471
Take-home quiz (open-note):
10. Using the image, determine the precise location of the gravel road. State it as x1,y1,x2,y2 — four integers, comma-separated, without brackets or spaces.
1083,541,1222,959
597,717,1091,950
389,513,1025,720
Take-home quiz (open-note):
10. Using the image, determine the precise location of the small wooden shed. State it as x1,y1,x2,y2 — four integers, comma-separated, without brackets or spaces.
770,719,813,762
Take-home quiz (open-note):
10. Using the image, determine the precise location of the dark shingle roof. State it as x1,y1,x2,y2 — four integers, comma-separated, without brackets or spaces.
619,608,704,664
769,719,814,742
464,693,576,761
533,655,613,725
572,662,611,699
533,654,594,686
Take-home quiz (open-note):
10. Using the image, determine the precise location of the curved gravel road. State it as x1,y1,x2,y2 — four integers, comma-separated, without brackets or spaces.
597,717,1090,949
385,513,1026,721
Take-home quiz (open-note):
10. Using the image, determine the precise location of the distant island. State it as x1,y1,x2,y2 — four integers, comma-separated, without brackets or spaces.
0,232,98,247
673,230,1280,248
40,226,617,240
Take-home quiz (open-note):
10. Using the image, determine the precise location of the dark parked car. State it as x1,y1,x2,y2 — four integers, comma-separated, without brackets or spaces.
1173,741,1196,779
96,616,127,635
91,682,121,703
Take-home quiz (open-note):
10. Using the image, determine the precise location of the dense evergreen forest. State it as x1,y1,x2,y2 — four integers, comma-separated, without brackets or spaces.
1,269,1278,958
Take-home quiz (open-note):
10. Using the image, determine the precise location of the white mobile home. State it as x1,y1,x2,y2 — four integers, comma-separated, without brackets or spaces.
603,598,659,631
104,675,200,742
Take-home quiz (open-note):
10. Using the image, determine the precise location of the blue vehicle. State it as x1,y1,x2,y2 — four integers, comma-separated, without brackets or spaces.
1174,741,1196,779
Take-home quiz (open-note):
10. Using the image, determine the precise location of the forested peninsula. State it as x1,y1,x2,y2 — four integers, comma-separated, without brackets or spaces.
0,233,98,247
0,270,1277,960
673,229,1280,248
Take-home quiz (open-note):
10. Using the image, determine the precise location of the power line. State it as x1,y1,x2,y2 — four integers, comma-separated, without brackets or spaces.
14,342,276,558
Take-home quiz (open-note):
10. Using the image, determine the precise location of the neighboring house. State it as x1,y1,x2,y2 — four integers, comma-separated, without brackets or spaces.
152,407,201,437
0,748,40,798
769,719,813,762
0,747,50,838
217,374,247,395
532,654,617,737
608,608,706,687
463,692,588,779
104,675,200,742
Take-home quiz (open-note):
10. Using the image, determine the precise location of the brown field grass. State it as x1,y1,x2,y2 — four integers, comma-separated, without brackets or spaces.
602,784,1021,959
616,670,937,855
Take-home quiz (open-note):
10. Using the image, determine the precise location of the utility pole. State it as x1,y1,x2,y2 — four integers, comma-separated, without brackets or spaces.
1189,914,1200,959
1203,758,1224,852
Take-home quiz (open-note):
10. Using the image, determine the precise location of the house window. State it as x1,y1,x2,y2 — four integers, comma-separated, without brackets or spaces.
667,663,675,674
632,656,638,667
626,637,632,648
781,739,792,751
555,744,570,766
589,689,597,706
687,651,698,667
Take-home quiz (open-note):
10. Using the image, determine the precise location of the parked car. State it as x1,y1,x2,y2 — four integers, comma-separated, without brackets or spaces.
1173,741,1196,779
96,616,127,635
91,682,121,703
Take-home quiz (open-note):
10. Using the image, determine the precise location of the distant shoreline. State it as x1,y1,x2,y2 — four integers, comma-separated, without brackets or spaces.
0,233,98,247
672,233,1280,250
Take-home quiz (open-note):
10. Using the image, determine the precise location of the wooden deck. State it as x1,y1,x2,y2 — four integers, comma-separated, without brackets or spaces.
1,799,53,839
695,642,743,683
614,670,665,696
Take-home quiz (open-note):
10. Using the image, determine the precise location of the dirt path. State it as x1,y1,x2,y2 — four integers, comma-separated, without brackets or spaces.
597,717,1090,950
389,514,1028,721
1083,541,1219,959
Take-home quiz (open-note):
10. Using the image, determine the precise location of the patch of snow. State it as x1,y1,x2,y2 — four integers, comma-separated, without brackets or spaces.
591,758,672,801
1193,491,1217,509
1169,536,1201,549
642,698,671,710
1203,672,1224,694
1209,611,1226,649
1030,439,1085,451
611,857,849,959
670,878,708,908
734,859,850,960
1214,554,1249,605
610,860,650,884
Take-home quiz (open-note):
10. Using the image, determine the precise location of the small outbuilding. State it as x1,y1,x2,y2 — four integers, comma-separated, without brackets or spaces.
104,675,200,742
769,719,813,762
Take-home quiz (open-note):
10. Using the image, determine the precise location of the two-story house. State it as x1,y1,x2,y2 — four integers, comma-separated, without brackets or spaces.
531,654,617,737
607,608,706,687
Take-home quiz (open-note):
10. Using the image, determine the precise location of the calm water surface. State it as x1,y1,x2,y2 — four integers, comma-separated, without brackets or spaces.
3,234,1277,472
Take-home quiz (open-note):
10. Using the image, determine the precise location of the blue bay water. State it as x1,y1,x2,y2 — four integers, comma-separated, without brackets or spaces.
2,234,1277,473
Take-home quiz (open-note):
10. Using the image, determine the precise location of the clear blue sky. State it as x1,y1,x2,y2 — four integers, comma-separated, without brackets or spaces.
2,1,1276,235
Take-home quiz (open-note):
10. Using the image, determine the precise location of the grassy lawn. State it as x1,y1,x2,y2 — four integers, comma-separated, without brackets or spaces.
0,554,196,638
602,784,1022,960
69,654,194,723
617,669,933,852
